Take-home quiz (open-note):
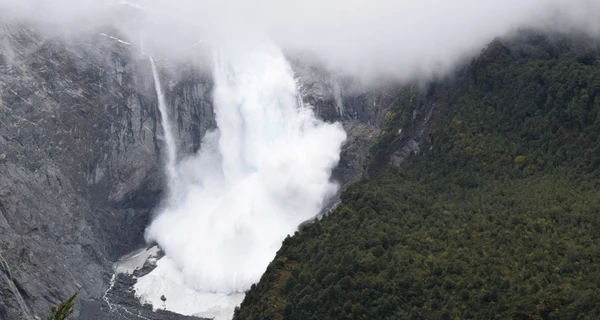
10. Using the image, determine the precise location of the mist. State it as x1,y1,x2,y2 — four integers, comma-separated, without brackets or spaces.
2,0,599,81
143,41,346,294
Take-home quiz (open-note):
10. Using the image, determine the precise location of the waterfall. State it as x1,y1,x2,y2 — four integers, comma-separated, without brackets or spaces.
136,40,345,318
333,77,345,117
149,57,178,184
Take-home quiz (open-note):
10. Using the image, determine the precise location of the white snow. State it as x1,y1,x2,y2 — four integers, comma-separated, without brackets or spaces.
145,41,345,295
100,33,131,46
111,246,243,319
115,246,160,274
134,257,245,320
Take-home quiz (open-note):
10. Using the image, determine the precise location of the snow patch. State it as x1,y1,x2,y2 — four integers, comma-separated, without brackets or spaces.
134,257,244,320
100,33,131,45
115,246,160,275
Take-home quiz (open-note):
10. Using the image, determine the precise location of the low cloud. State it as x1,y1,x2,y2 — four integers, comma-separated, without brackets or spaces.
1,0,599,81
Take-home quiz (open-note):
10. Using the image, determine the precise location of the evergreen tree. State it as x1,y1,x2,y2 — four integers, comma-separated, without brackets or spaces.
47,293,78,320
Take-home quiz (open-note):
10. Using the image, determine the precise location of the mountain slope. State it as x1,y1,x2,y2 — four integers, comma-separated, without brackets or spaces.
0,21,216,319
235,31,600,320
0,20,400,319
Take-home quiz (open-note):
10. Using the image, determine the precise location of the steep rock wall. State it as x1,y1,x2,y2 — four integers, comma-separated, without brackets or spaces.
0,22,214,319
0,21,412,319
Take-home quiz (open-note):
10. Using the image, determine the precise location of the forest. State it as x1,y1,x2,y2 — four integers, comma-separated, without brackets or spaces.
235,30,600,320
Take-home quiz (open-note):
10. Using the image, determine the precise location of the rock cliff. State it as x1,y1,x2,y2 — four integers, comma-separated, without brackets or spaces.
0,21,214,319
0,21,417,319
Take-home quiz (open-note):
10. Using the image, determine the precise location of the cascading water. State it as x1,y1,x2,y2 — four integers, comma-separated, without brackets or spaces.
149,56,178,183
135,40,346,318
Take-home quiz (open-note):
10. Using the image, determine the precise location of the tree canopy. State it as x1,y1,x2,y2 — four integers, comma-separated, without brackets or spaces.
235,31,600,320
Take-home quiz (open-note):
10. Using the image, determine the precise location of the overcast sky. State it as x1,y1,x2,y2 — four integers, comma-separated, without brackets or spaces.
1,0,599,80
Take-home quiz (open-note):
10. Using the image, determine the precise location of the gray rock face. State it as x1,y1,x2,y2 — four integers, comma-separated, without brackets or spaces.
0,22,213,319
389,102,436,167
291,57,403,187
0,20,411,320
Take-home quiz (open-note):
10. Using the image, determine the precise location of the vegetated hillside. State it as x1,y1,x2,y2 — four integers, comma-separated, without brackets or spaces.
235,31,600,320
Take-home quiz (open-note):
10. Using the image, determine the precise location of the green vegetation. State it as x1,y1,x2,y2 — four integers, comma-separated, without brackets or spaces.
235,31,600,320
47,293,77,320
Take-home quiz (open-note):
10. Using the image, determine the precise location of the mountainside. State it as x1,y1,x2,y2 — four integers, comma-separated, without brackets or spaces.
235,31,600,320
4,14,599,320
0,21,217,319
0,20,400,319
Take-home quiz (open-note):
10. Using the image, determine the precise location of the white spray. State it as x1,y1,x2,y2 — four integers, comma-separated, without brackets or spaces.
144,40,346,295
